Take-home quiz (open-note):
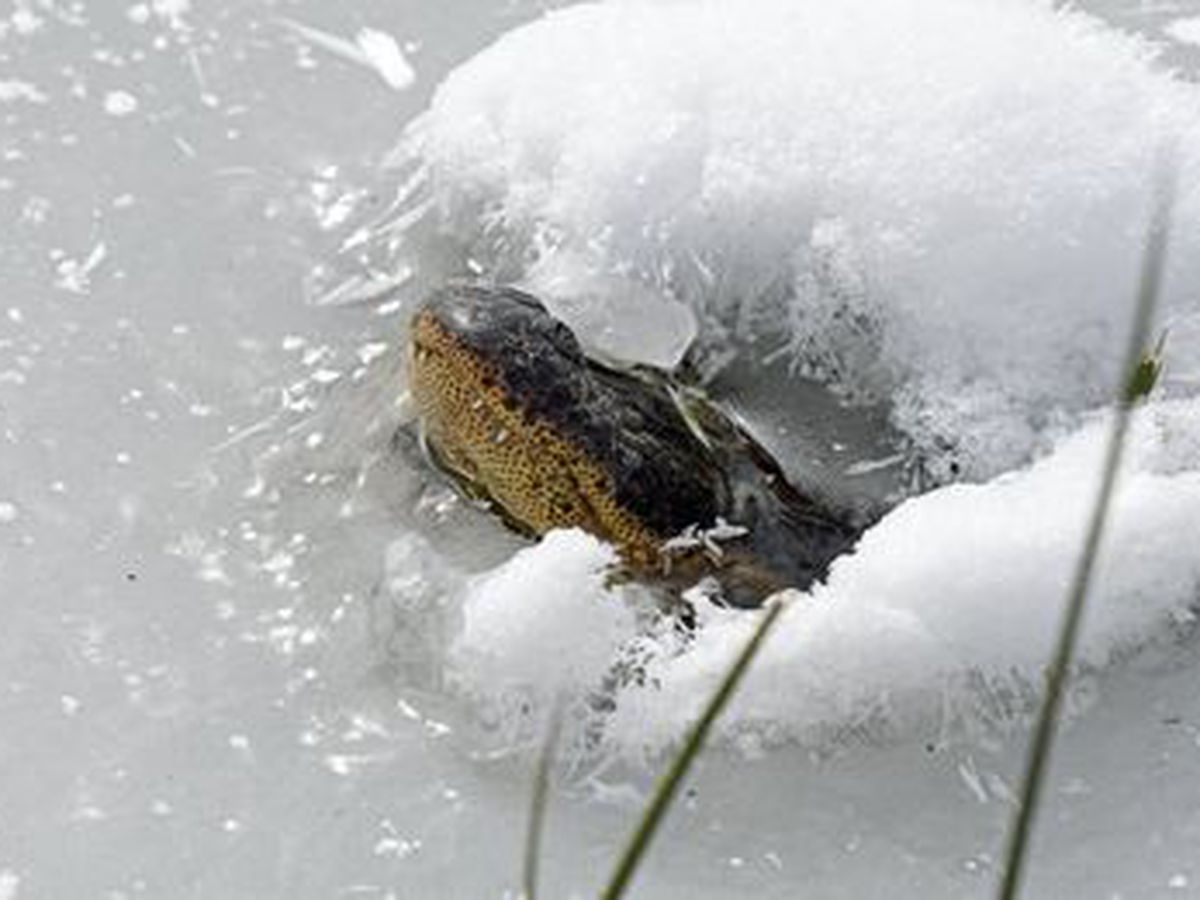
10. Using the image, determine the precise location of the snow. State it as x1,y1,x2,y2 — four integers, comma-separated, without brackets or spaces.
433,402,1200,756
102,90,139,116
279,20,416,92
611,401,1200,753
1165,16,1200,46
448,530,639,728
394,0,1200,478
0,81,46,104
356,28,417,91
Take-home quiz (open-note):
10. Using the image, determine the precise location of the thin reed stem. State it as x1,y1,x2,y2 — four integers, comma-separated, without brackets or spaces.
522,701,564,900
600,597,788,900
995,156,1177,900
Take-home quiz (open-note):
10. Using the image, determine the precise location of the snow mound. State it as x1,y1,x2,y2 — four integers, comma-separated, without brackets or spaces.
391,0,1200,476
426,400,1200,758
445,529,643,743
608,398,1200,754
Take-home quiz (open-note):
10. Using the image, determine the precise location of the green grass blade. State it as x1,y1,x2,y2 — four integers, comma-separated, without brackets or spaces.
995,156,1177,900
521,700,564,900
599,596,789,900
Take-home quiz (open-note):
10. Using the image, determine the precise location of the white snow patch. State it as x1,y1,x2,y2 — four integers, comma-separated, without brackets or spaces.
355,28,416,91
0,81,46,104
54,242,108,294
9,6,43,35
103,90,139,116
279,20,414,92
151,0,191,30
1164,16,1200,46
448,530,639,720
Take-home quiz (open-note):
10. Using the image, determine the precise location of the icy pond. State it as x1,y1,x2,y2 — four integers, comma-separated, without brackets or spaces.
4,1,1200,897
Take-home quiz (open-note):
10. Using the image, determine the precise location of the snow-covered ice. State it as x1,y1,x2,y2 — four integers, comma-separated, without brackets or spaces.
7,0,1200,897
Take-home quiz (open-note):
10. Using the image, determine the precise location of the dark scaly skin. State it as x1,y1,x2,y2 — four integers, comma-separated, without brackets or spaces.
407,283,862,606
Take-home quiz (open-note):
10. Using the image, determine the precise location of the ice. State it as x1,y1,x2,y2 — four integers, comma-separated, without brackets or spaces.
523,247,698,369
397,0,1200,476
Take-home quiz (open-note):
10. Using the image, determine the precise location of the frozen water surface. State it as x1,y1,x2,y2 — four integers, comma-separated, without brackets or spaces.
3,1,1200,898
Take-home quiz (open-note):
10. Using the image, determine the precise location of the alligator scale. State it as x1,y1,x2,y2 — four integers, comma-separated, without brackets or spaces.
407,284,863,605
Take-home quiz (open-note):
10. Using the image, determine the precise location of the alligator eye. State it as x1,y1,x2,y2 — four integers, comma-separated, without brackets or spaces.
551,321,574,345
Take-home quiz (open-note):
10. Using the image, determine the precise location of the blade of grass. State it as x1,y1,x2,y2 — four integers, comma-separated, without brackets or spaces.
521,699,564,900
996,154,1177,900
599,596,789,900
